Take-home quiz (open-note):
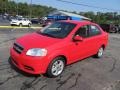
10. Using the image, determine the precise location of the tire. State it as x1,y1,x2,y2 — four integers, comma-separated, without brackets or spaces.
118,30,120,33
46,57,65,78
19,23,22,27
28,23,31,27
95,47,104,58
114,30,118,33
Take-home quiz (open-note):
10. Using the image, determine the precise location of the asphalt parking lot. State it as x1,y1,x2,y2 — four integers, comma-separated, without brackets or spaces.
0,28,120,90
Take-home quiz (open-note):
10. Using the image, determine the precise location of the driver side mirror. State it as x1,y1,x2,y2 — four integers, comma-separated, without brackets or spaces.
73,35,83,41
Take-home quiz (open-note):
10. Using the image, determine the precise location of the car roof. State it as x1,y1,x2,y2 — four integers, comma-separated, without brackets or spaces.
59,20,95,26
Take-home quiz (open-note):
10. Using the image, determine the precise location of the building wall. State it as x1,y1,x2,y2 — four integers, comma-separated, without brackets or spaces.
71,16,81,20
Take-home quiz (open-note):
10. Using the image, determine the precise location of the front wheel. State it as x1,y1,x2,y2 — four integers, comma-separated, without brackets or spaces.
28,23,31,27
46,57,65,78
95,47,104,58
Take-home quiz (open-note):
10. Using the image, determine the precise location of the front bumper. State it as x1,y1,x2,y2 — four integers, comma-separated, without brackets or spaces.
10,48,49,74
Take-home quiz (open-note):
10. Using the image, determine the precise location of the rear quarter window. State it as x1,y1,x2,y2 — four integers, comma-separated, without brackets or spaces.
89,25,101,37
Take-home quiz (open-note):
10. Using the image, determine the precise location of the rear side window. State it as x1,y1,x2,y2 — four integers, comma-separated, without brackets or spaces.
89,25,101,37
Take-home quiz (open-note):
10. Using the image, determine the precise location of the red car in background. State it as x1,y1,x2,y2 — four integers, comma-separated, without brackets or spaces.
10,20,108,77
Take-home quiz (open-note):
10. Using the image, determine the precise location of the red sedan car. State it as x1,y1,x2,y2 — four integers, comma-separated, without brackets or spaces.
10,20,108,77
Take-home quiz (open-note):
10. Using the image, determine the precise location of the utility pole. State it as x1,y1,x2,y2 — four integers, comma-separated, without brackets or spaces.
3,0,7,14
16,0,19,15
30,0,32,20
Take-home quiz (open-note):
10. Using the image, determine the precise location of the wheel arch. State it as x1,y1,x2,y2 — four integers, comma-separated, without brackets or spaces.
54,55,67,65
45,54,68,77
101,44,105,50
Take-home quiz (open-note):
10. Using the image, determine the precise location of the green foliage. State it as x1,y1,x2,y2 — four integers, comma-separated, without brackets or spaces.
0,0,56,17
79,11,120,24
0,0,119,24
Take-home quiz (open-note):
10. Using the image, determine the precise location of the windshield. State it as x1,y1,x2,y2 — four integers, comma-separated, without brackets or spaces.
38,22,76,38
17,18,22,21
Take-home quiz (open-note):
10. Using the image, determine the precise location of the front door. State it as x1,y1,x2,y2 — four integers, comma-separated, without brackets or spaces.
68,25,92,63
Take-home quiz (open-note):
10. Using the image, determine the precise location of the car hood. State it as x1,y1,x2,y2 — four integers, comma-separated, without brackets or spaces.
16,32,62,50
11,19,19,22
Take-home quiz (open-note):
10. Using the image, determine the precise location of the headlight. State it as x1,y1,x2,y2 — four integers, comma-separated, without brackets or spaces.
26,48,47,56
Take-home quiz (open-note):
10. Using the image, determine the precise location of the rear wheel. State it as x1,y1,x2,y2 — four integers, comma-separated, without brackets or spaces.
95,47,104,58
19,23,22,27
46,57,65,78
118,30,120,33
28,23,31,27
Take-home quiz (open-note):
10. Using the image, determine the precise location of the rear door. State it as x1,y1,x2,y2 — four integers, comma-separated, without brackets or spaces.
22,19,28,25
87,24,102,54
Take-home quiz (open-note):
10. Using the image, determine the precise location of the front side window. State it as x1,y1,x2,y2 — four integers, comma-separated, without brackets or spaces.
24,19,27,21
75,25,89,38
38,22,76,38
18,18,22,21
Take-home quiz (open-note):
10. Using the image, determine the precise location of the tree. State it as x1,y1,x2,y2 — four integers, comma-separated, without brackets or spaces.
0,0,56,17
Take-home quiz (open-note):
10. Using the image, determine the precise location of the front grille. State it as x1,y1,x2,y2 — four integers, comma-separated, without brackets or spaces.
13,43,24,54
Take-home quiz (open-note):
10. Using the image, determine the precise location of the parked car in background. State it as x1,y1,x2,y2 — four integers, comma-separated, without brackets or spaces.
42,19,53,27
2,13,9,19
100,24,119,33
10,20,108,77
10,18,32,27
31,18,44,24
114,24,120,33
99,24,110,32
31,18,40,24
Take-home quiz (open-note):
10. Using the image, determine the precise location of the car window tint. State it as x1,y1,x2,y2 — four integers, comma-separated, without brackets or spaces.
89,25,101,36
75,25,89,38
24,19,26,21
18,18,22,21
39,22,76,38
